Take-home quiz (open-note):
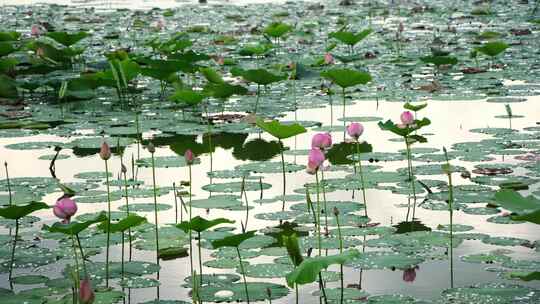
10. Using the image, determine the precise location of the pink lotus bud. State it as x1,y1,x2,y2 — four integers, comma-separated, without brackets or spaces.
400,111,414,126
307,148,325,173
53,197,77,223
184,149,194,165
147,142,156,154
398,22,404,33
36,47,45,57
311,133,332,150
99,141,111,160
402,267,418,283
347,123,364,140
79,278,95,304
31,24,42,37
324,53,334,65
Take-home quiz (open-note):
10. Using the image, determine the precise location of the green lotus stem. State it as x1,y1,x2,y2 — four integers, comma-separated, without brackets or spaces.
236,246,250,304
241,176,249,230
135,113,141,160
197,231,203,287
444,148,455,289
188,163,194,279
356,142,368,217
318,272,328,304
334,210,344,304
121,231,125,279
315,171,322,257
320,170,329,233
8,219,18,290
150,152,160,276
75,234,88,277
404,137,417,219
122,168,133,261
4,162,12,206
104,159,112,287
205,104,213,179
254,84,261,115
71,234,80,303
173,182,179,224
279,139,287,211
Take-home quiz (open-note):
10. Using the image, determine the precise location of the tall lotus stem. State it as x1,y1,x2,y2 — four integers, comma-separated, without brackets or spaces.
71,234,81,301
173,182,179,224
443,147,454,288
4,162,12,206
254,84,261,115
188,160,194,279
320,170,329,234
404,137,417,219
315,172,322,257
279,139,287,211
8,219,18,290
121,162,133,261
148,143,160,276
356,142,368,217
100,141,112,287
197,231,203,287
236,246,250,304
334,207,344,304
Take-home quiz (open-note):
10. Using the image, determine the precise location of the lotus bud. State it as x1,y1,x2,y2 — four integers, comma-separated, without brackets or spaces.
346,122,364,140
147,142,156,154
121,164,127,174
333,207,340,216
324,53,334,65
99,141,111,160
311,133,332,150
184,149,194,165
307,148,325,173
79,278,95,304
400,111,414,126
53,197,77,223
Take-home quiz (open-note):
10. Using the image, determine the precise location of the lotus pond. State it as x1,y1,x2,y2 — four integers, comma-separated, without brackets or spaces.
1,0,540,303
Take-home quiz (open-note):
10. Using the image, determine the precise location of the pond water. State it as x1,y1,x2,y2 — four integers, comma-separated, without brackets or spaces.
0,0,540,303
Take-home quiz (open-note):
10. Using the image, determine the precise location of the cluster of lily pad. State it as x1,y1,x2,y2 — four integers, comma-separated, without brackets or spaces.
0,0,540,303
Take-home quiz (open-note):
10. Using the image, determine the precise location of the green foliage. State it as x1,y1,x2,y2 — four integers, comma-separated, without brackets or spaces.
320,68,372,88
264,22,293,38
176,216,234,233
404,102,428,112
99,214,147,233
0,201,49,220
169,88,205,105
200,67,224,84
0,75,18,98
46,31,90,47
377,118,431,138
212,230,256,248
45,212,107,235
283,234,303,267
285,250,360,287
329,28,373,46
475,41,508,57
256,118,307,139
494,190,540,224
231,67,286,85
203,82,248,99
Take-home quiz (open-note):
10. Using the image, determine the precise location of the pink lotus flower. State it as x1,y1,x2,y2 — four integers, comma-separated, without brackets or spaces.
185,149,194,165
79,278,95,304
31,24,43,37
53,197,77,223
307,148,325,174
324,53,334,65
402,266,419,283
400,111,414,125
311,133,332,150
347,123,364,140
99,141,111,160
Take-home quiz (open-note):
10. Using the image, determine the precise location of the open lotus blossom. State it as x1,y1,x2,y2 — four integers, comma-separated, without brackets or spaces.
347,122,364,140
53,196,77,223
311,133,332,150
185,149,194,165
403,266,419,283
307,148,325,174
324,53,334,65
79,278,95,304
99,142,111,160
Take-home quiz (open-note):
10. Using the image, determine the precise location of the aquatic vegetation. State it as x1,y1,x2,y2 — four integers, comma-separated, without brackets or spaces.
0,1,539,303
